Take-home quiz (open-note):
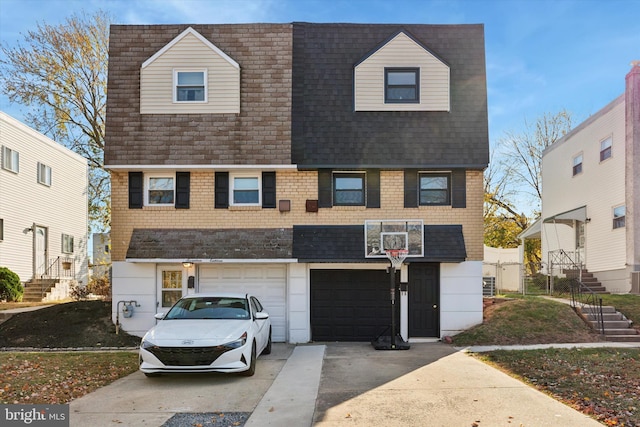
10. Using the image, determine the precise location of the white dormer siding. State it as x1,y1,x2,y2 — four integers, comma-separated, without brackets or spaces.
354,31,450,112
140,27,240,114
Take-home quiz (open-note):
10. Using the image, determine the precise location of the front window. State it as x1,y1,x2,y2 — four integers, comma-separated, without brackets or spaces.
2,146,19,173
572,154,583,176
38,162,52,186
147,175,174,205
231,175,260,205
419,173,451,205
62,234,74,254
613,206,626,229
161,270,183,308
385,68,419,103
600,137,612,162
175,70,206,102
333,173,365,206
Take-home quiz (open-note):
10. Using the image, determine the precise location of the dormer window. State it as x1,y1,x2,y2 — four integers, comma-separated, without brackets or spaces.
175,70,206,102
385,68,419,103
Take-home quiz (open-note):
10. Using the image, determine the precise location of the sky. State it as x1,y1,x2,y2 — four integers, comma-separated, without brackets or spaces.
0,0,638,148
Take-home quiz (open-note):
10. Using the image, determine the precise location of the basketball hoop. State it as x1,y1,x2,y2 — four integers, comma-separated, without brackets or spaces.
386,249,408,269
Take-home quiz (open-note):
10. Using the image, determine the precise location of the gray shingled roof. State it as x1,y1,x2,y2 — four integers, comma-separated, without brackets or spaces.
126,228,293,260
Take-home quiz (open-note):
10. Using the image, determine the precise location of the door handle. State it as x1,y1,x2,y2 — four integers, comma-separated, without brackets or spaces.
433,304,438,309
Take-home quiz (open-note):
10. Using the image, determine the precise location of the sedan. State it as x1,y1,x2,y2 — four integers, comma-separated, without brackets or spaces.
139,293,272,377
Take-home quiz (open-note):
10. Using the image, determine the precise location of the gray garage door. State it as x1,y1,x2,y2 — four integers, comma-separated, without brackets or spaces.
310,269,391,341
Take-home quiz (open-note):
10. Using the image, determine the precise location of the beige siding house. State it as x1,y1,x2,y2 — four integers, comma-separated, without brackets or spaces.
0,112,88,300
534,63,640,293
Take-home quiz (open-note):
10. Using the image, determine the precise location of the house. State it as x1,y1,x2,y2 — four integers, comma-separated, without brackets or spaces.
521,62,640,294
0,112,88,301
105,23,489,342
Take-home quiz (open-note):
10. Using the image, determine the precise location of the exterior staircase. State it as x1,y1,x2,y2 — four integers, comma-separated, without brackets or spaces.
21,279,68,302
580,305,640,342
564,269,609,294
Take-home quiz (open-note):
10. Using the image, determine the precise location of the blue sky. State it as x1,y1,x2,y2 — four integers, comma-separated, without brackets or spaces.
1,0,639,147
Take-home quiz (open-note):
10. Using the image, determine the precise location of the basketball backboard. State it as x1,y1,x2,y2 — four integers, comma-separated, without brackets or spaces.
364,219,424,258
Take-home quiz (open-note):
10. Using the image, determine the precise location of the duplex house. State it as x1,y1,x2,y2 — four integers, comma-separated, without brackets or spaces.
105,23,489,342
524,62,640,294
0,112,88,300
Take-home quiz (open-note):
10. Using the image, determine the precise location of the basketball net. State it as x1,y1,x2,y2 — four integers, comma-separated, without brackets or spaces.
386,249,408,269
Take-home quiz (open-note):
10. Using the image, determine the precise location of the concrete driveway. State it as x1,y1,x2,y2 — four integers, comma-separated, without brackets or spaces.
69,342,602,427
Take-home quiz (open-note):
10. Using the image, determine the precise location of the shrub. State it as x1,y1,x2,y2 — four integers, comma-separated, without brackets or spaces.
70,282,90,300
88,273,111,298
0,267,23,302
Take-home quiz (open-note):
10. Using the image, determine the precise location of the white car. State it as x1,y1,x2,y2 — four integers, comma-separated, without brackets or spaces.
139,293,272,377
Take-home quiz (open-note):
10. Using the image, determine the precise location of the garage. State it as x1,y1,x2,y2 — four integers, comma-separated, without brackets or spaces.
310,269,391,341
198,264,287,342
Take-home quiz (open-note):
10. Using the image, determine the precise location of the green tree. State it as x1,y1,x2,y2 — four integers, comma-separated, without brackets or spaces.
0,267,23,302
0,10,112,231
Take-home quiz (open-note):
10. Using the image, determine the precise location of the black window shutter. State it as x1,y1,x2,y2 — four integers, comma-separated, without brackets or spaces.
175,172,190,209
215,172,229,209
366,169,380,208
452,169,466,208
128,172,143,209
318,169,332,208
404,169,418,208
262,171,276,208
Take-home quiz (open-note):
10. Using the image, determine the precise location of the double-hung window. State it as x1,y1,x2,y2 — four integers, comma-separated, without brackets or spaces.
146,175,175,205
2,146,19,173
419,173,451,205
572,154,583,176
231,174,260,206
62,234,74,254
37,162,52,186
600,137,612,162
613,206,626,229
385,68,419,103
175,70,206,102
333,173,365,206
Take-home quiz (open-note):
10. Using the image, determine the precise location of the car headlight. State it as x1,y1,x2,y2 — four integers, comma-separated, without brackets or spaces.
141,339,159,350
226,332,248,349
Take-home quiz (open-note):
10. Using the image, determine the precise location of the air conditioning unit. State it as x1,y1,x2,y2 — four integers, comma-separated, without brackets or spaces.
632,271,640,294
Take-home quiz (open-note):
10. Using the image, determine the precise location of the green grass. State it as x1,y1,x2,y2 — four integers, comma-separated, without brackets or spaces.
452,297,602,346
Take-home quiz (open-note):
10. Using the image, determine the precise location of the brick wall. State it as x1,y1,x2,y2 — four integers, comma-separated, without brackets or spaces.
111,170,484,261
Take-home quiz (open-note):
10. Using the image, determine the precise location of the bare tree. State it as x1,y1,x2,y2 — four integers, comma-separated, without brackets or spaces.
0,10,112,231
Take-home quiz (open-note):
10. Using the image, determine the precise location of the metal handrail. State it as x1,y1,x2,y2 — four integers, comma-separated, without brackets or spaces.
570,279,605,334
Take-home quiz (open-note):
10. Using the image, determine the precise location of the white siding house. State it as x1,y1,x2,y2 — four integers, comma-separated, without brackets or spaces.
532,62,640,293
0,112,88,300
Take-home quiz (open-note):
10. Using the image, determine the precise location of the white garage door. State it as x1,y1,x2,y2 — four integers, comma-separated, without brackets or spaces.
198,264,287,342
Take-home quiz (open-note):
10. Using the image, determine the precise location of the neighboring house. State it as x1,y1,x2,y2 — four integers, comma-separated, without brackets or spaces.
0,112,88,300
91,232,111,279
105,23,489,341
521,62,640,294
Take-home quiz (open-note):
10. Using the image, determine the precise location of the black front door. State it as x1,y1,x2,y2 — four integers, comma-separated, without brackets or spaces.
408,263,440,337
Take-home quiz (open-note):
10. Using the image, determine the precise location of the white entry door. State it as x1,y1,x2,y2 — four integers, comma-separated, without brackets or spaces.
34,226,47,277
157,266,186,310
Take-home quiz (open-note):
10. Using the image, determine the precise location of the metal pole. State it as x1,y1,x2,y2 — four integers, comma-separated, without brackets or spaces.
390,264,396,349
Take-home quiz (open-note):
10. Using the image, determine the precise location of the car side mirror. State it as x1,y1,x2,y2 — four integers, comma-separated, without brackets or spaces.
254,311,269,320
154,312,165,320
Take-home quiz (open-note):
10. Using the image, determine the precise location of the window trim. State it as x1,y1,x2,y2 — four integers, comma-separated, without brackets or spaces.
613,205,626,229
62,233,74,254
2,146,19,173
600,136,612,162
418,172,451,206
145,173,175,206
37,162,52,186
333,172,366,206
384,67,420,104
229,172,261,207
173,69,208,103
572,153,583,176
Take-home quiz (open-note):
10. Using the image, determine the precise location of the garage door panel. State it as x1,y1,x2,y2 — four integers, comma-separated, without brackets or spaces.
199,265,287,342
311,269,390,342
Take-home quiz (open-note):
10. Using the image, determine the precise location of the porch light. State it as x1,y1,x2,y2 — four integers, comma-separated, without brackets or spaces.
182,262,193,268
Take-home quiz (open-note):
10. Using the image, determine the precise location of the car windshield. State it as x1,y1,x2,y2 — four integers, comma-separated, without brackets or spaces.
164,297,250,320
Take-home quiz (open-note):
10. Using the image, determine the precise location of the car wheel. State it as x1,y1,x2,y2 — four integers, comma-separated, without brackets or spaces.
262,328,272,355
241,342,257,377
